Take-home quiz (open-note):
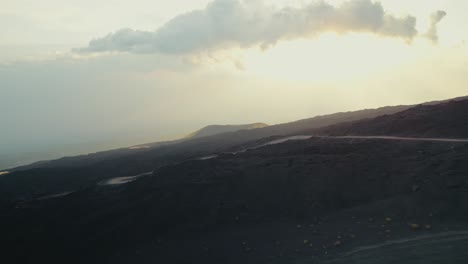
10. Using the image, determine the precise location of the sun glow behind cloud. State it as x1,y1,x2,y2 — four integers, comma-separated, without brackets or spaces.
199,32,436,84
63,0,453,91
245,34,397,80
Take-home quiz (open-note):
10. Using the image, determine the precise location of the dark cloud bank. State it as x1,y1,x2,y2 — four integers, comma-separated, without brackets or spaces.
76,0,446,54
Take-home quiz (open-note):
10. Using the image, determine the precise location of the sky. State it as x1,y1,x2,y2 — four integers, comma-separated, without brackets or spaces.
1,0,468,168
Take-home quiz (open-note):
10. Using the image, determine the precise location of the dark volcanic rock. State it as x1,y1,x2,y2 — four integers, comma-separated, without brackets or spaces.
314,99,468,138
2,97,468,264
1,138,468,264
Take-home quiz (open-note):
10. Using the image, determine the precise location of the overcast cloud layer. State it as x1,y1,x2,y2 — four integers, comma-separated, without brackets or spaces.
77,0,445,55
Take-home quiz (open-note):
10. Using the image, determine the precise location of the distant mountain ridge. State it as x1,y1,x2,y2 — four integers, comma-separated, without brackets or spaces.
8,95,468,173
185,123,269,139
313,98,468,138
2,95,468,203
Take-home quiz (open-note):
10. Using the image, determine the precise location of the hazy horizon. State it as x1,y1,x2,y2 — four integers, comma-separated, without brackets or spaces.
1,93,466,170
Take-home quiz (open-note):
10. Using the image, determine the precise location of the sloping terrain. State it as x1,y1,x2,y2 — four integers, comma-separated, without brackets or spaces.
2,96,468,264
9,95,468,173
2,97,468,202
0,103,418,201
314,99,468,138
9,101,432,173
1,137,468,264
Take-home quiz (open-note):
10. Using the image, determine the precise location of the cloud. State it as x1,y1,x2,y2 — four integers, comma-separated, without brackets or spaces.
425,10,447,44
76,0,438,55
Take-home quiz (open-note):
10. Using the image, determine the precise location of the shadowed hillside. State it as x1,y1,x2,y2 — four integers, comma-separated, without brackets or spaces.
1,96,468,263
2,96,468,202
2,137,468,264
7,104,413,172
11,95,468,173
314,99,468,138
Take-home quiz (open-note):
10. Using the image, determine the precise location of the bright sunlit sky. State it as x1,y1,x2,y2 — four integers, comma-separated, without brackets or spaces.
1,0,468,166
